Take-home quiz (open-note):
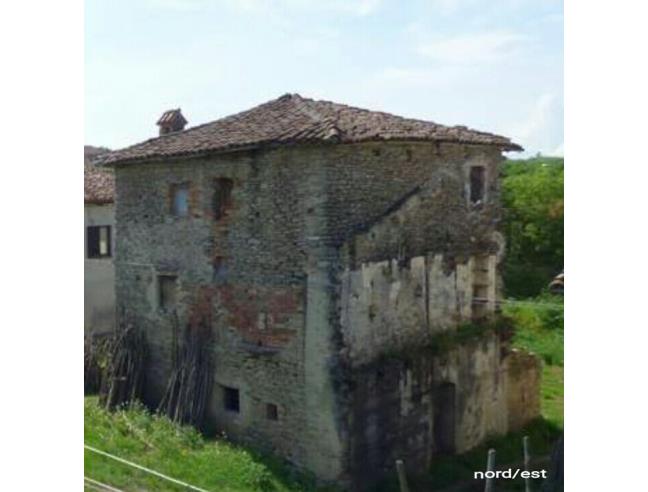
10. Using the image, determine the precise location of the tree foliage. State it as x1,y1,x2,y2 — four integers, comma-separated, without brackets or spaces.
502,156,564,297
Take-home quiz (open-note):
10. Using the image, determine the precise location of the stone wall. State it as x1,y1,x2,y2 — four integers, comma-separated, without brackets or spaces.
347,334,507,483
113,147,325,471
328,142,539,488
324,142,504,255
503,349,542,432
339,253,498,365
112,140,538,487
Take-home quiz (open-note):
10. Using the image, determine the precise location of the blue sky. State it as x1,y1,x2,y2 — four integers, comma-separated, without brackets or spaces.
85,0,563,157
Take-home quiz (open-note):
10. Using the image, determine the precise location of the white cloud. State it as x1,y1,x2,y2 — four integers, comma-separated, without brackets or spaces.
373,66,464,89
417,30,528,64
509,93,563,156
514,94,555,141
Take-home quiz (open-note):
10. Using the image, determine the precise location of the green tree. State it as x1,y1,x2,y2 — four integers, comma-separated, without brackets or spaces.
502,157,564,297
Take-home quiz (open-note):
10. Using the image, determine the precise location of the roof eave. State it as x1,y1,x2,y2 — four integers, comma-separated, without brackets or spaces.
101,138,524,167
84,198,114,205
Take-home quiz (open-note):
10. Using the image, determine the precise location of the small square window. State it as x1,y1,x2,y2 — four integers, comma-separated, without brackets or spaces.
87,225,111,258
266,403,278,421
212,178,233,220
212,256,228,284
223,386,240,413
171,183,190,217
469,166,486,204
158,275,178,311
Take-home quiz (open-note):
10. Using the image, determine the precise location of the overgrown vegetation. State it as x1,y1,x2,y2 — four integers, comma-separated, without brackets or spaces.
375,316,515,365
501,155,564,431
98,320,148,411
505,293,564,428
502,156,564,298
397,419,561,492
84,397,325,492
84,333,112,394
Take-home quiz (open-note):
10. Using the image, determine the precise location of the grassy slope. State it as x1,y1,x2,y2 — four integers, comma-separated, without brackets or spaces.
84,397,322,492
505,294,564,428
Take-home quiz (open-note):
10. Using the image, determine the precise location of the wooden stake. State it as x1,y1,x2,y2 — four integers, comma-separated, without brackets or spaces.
395,459,410,492
523,436,531,492
485,448,496,492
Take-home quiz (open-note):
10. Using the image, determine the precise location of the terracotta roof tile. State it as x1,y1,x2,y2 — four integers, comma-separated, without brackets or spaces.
84,146,114,204
100,94,522,166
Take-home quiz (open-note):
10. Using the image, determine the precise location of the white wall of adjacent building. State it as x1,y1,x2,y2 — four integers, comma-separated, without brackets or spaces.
84,203,115,333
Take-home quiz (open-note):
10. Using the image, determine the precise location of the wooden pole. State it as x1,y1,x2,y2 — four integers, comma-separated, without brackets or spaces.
395,459,410,492
485,448,496,492
523,436,531,492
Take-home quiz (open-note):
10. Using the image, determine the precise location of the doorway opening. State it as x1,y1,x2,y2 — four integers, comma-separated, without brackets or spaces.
433,382,456,454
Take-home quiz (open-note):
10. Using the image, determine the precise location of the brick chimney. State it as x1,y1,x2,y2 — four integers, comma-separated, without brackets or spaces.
157,109,188,136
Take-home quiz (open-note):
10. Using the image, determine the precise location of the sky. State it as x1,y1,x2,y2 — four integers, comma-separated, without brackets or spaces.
85,0,563,157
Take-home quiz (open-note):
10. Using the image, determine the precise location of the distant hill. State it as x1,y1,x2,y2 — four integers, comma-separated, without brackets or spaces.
84,145,110,165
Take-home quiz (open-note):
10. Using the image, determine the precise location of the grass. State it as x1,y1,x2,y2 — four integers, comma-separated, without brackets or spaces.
504,292,564,429
389,418,562,491
542,365,564,428
84,397,323,492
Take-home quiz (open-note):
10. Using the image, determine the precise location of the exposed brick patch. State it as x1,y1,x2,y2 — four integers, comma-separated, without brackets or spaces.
217,283,302,347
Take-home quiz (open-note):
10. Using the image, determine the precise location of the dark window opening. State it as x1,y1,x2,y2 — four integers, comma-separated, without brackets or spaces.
212,178,233,220
87,225,111,258
223,386,240,413
212,256,228,284
266,403,278,421
170,183,190,217
469,166,486,204
158,275,178,311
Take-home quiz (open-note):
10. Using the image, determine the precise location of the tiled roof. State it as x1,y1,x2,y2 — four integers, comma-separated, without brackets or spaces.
100,94,522,166
157,108,187,126
85,146,114,204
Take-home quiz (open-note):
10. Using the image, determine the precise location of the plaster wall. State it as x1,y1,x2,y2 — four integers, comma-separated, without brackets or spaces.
84,203,116,333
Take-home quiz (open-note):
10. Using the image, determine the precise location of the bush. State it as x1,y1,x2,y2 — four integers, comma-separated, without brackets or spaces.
504,294,564,366
502,157,564,298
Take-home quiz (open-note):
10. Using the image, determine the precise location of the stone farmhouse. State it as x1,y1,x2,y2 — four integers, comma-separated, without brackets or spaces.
84,146,115,333
99,94,540,488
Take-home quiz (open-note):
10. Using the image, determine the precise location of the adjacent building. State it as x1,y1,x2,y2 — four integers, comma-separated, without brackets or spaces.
100,94,541,488
85,146,116,333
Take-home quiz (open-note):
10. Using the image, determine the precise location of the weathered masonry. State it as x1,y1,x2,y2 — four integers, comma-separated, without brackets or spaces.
100,94,540,488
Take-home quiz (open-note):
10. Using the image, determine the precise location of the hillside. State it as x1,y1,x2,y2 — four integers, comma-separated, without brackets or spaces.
84,397,325,492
